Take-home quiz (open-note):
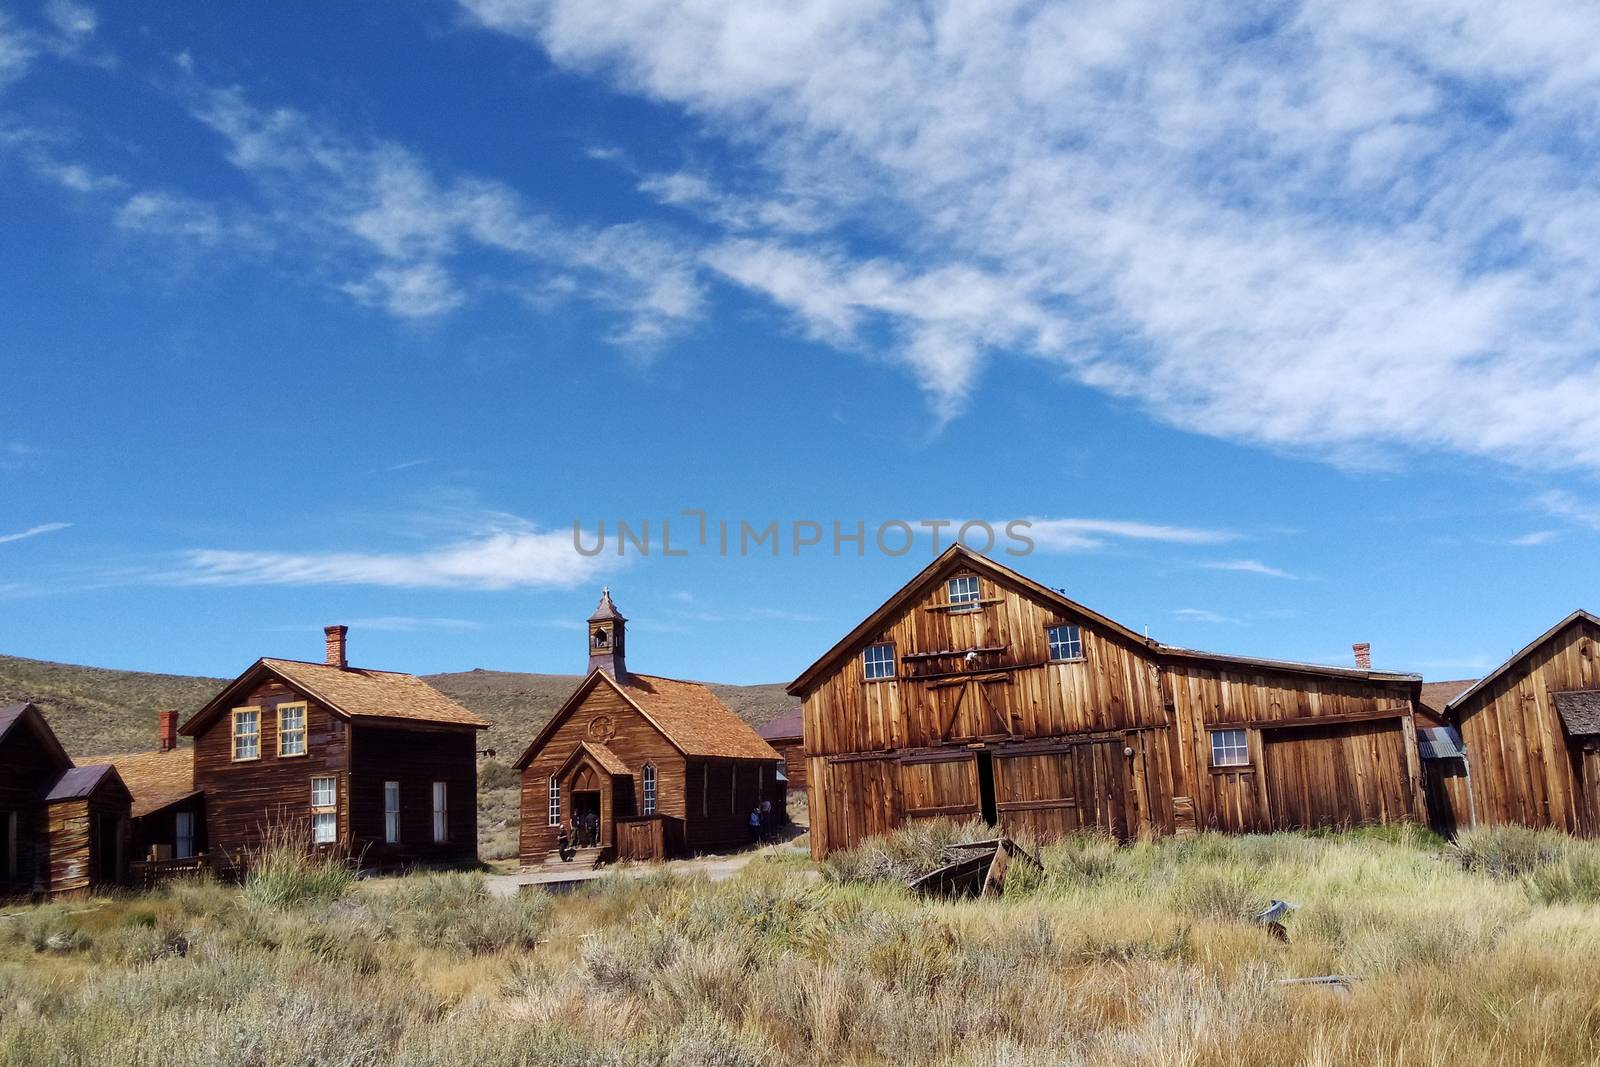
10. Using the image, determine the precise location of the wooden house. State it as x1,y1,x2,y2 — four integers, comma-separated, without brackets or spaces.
788,546,1426,858
0,703,131,896
1443,610,1600,833
757,708,806,791
178,625,488,867
515,590,783,865
87,711,206,863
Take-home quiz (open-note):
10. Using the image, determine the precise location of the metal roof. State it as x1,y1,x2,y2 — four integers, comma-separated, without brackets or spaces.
1416,725,1466,760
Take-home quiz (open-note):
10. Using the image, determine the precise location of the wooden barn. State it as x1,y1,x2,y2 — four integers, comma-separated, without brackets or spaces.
757,708,805,792
179,625,488,868
789,546,1426,858
87,711,206,864
1443,610,1600,834
515,590,783,865
0,702,131,896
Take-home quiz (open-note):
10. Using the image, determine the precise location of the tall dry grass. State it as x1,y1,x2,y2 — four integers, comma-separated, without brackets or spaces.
4,822,1600,1065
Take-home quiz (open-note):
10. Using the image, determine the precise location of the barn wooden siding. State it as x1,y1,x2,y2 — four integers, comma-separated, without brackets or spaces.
191,677,350,863
795,548,1425,858
1453,615,1600,833
0,722,68,895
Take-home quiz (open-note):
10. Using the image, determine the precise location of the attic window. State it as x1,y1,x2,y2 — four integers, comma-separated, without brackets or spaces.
863,643,896,681
1047,625,1083,662
948,575,980,612
231,708,261,762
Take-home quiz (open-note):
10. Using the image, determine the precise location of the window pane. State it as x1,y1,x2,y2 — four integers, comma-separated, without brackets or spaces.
948,575,979,604
863,643,895,680
1047,625,1083,661
312,812,337,844
311,776,336,808
643,764,656,816
432,782,447,843
1210,729,1250,767
384,781,400,844
548,777,561,826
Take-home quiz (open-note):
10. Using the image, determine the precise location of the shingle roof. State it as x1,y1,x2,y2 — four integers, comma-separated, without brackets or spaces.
558,740,632,777
1418,679,1478,724
1417,725,1467,760
620,674,780,760
44,763,125,803
1554,691,1600,737
84,747,196,818
184,658,488,735
757,708,803,742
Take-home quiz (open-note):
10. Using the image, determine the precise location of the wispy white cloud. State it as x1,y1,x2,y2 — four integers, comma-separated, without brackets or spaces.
0,521,71,545
175,516,610,591
1508,530,1559,546
462,0,1600,471
1027,518,1236,553
1173,607,1241,625
1200,559,1299,580
1535,490,1600,532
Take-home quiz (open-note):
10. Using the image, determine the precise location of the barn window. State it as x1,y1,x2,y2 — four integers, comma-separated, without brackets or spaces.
547,777,561,827
1047,625,1083,662
277,703,307,757
1210,729,1250,767
642,764,657,815
231,708,261,761
175,812,195,863
863,643,896,680
310,776,337,844
384,781,401,844
432,782,448,843
948,575,980,611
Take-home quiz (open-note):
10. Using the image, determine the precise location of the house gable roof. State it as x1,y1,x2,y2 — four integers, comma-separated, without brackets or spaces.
556,740,632,779
757,708,803,742
82,746,196,818
0,702,73,770
44,763,130,804
181,657,487,736
1445,610,1600,716
787,545,1421,697
515,669,779,769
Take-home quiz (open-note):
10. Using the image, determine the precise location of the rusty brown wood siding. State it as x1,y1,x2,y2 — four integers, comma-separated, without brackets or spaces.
1455,617,1600,832
0,724,69,895
191,677,350,860
772,737,806,790
1164,662,1420,832
348,725,479,864
518,682,685,863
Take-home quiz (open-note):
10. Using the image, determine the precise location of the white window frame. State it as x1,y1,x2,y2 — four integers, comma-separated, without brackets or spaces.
277,702,308,758
384,781,401,844
548,776,561,827
231,707,261,762
948,575,980,611
310,775,338,844
862,642,896,681
642,763,656,816
1210,729,1250,768
174,811,195,860
1047,624,1084,662
432,781,448,843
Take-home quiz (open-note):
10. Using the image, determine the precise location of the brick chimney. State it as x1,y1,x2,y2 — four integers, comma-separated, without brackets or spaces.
1352,642,1372,670
325,624,349,669
158,710,179,752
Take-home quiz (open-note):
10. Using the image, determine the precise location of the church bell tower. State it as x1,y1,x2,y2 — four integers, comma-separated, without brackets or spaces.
587,587,627,679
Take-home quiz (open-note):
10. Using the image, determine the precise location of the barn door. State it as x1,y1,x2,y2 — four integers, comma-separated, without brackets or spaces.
993,737,1136,842
898,753,980,821
1262,720,1412,830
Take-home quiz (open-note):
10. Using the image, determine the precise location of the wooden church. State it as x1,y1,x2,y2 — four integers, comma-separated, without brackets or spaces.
515,590,783,865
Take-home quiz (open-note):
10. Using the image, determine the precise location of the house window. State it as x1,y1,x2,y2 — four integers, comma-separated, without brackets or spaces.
863,643,896,681
948,575,980,611
310,776,337,844
231,708,261,761
776,761,788,783
1047,625,1084,662
384,781,401,844
432,782,448,843
1210,729,1250,768
642,763,657,815
175,811,195,859
548,776,561,827
277,703,307,757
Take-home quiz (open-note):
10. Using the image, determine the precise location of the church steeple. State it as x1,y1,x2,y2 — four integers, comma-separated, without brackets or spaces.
587,587,627,679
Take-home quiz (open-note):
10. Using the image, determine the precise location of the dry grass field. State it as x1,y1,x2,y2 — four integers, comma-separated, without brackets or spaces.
4,821,1600,1066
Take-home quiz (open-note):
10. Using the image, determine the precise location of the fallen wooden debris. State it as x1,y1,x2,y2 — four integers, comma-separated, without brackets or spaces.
1254,899,1299,942
908,837,1042,899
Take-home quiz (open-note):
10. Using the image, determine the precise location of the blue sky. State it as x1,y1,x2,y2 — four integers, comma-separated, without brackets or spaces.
2,0,1597,685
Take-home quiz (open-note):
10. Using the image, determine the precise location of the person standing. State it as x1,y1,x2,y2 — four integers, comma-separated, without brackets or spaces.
748,807,763,846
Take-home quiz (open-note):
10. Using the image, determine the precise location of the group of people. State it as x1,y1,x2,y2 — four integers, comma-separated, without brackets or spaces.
748,798,781,845
555,811,601,861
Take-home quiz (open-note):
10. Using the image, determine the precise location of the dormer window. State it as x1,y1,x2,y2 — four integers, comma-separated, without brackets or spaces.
863,642,896,681
947,575,980,612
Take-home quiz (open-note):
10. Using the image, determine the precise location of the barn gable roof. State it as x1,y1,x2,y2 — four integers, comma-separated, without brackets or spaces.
0,702,73,771
181,657,487,736
82,746,197,818
515,669,779,769
1553,691,1600,738
1445,610,1600,716
787,545,1421,697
